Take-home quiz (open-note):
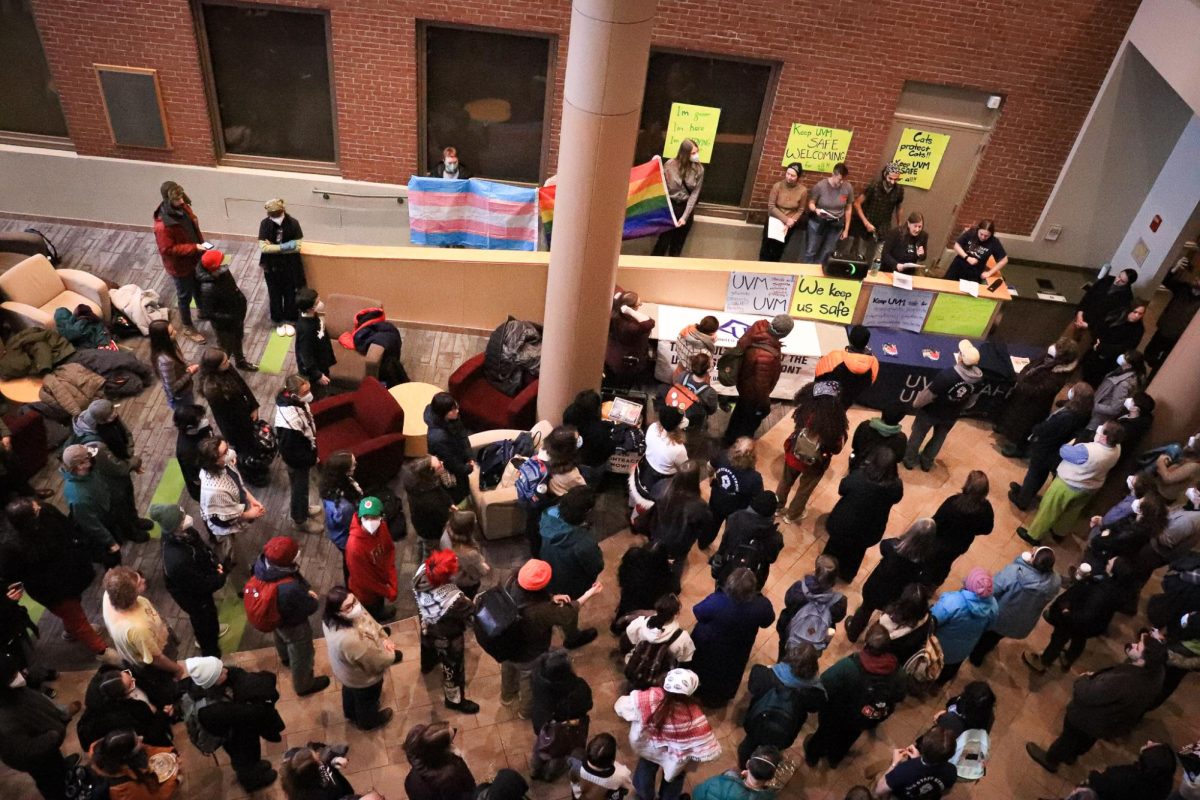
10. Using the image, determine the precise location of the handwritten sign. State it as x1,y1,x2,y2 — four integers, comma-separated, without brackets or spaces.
862,285,935,332
892,128,951,189
781,123,853,173
726,272,797,315
922,294,996,338
663,103,721,163
789,275,862,324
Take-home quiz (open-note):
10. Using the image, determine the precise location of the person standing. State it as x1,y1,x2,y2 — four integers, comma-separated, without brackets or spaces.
197,347,261,457
904,339,983,471
153,180,208,344
652,139,705,257
540,487,604,600
529,647,593,781
844,518,936,642
1145,251,1200,370
346,496,399,622
274,375,322,535
930,568,998,686
153,503,227,658
197,249,256,372
804,163,854,264
294,288,335,399
173,403,212,503
944,220,1008,283
1017,421,1124,545
738,642,825,765
1022,558,1135,672
875,728,958,800
822,448,904,583
1081,302,1147,388
694,746,783,800
404,456,455,563
570,733,636,800
322,586,399,731
423,393,474,504
723,314,793,445
100,566,185,708
198,436,265,568
148,320,198,410
709,437,764,530
60,445,124,567
1086,351,1146,434
1025,632,1167,773
613,542,680,632
777,555,847,656
814,325,880,408
1086,742,1179,800
850,162,904,263
759,163,807,262
606,290,656,384
926,470,995,586
690,567,776,707
1073,267,1137,347
412,550,478,714
319,451,362,583
995,337,1080,454
646,465,715,577
258,198,305,337
673,315,720,374
969,547,1060,667
439,510,491,599
710,491,784,590
848,405,908,471
879,212,929,273
403,722,476,800
67,399,152,544
774,381,848,523
249,536,331,697
1008,383,1095,511
0,656,76,800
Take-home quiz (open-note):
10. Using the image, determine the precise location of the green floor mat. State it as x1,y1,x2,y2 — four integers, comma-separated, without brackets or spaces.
18,593,45,624
257,330,291,374
148,459,186,539
220,586,252,651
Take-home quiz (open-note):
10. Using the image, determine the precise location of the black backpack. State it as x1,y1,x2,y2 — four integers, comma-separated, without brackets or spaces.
473,586,524,663
624,628,683,689
477,431,541,490
710,539,765,585
744,683,803,743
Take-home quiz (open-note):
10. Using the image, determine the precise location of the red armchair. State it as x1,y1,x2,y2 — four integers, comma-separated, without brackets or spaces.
311,378,407,482
448,353,538,432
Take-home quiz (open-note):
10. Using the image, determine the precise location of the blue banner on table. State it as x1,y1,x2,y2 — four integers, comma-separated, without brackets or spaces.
407,176,539,251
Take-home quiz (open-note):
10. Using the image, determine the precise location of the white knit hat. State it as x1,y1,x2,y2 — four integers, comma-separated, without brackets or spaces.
662,668,699,696
185,656,224,689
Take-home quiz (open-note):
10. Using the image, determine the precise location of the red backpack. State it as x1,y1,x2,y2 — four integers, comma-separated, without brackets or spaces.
243,575,293,632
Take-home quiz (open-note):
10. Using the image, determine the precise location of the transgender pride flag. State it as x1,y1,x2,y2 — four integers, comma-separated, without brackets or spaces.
407,177,539,251
539,156,678,242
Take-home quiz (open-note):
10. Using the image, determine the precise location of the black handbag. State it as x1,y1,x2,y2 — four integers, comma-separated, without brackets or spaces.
534,717,588,760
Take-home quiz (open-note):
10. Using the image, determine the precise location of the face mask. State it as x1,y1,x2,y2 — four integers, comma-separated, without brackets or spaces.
361,518,382,534
7,672,26,689
225,447,238,467
1021,550,1034,564
299,392,314,404
1187,488,1200,507
315,301,325,314
1131,498,1143,515
444,161,458,173
1189,435,1198,450
1047,345,1057,358
679,416,690,430
1067,388,1076,401
689,152,701,163
1124,397,1136,413
343,601,366,620
1126,475,1137,491
219,360,231,372
576,434,584,449
181,514,194,530
269,214,284,224
1117,354,1128,368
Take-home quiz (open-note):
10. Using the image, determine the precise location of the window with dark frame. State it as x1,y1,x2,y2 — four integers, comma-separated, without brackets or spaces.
635,50,775,207
197,1,336,165
421,24,552,184
0,0,69,139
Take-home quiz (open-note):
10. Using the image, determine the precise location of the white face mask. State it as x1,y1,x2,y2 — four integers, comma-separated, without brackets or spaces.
1124,397,1136,413
315,301,325,314
7,672,26,689
299,392,314,404
1117,354,1128,368
1187,488,1200,507
1190,435,1198,450
679,416,690,430
1067,388,1076,401
689,151,701,163
343,601,366,620
269,214,284,224
181,514,194,530
361,518,382,534
1127,475,1137,491
576,434,584,449
1047,345,1057,358
1131,498,1143,515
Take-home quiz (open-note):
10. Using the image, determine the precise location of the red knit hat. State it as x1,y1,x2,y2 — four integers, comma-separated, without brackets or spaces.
517,559,552,591
200,249,229,272
425,550,459,587
264,536,299,565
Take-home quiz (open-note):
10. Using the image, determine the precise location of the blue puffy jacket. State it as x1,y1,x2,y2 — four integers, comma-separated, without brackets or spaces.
323,495,356,552
931,589,998,664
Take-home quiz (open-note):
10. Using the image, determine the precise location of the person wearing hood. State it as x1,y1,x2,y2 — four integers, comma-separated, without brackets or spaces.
100,566,183,709
0,654,77,800
182,655,286,792
1,497,106,657
294,288,336,398
153,180,208,344
322,586,400,731
945,220,1008,283
1081,300,1147,388
613,541,680,633
67,398,152,544
275,375,322,535
196,248,256,371
904,339,983,471
280,741,357,800
252,536,330,697
931,568,998,686
850,162,905,263
760,162,808,263
674,315,719,377
804,623,907,768
848,404,907,472
996,337,1081,454
198,435,265,568
152,503,227,658
814,325,880,409
723,314,793,445
540,486,604,601
1026,632,1167,773
1073,267,1138,346
1009,382,1095,511
1018,421,1124,545
738,641,825,765
880,211,929,273
76,664,173,752
710,490,784,589
413,550,478,714
777,555,847,657
346,496,398,622
172,403,212,503
1087,741,1178,800
844,519,936,642
258,198,305,337
691,567,776,707
926,470,995,586
60,444,124,567
969,547,1060,667
529,647,593,781
823,447,904,582
424,392,474,504
615,667,722,800
1086,349,1146,434
1024,557,1136,674
403,721,476,800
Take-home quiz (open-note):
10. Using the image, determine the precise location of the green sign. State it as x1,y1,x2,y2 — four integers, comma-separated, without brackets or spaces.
923,294,996,338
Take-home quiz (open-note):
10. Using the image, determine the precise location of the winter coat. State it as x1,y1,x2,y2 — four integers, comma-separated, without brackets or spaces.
1077,275,1133,332
712,508,783,588
250,555,318,628
350,310,403,363
323,492,358,552
675,324,717,366
987,555,1062,639
743,662,826,747
295,314,336,383
693,772,776,800
67,347,154,398
1027,405,1090,470
323,612,395,689
257,213,304,274
509,582,583,663
424,406,473,480
734,320,783,407
0,327,75,379
995,355,1077,444
405,755,476,800
825,469,903,550
708,453,763,524
540,506,604,600
76,665,174,751
880,613,933,666
199,368,259,451
615,545,680,621
195,263,248,330
817,650,906,728
858,537,928,614
161,527,225,607
345,514,398,606
690,589,775,704
614,687,722,781
928,496,995,583
1043,573,1126,638
930,589,998,664
1082,318,1145,386
777,576,848,645
61,467,119,556
562,405,614,468
273,389,318,469
53,306,112,349
153,202,204,278
814,348,879,408
0,504,94,607
650,494,717,560
408,482,454,541
483,317,542,396
188,667,285,743
176,423,212,501
1064,662,1165,740
605,310,655,377
109,284,170,336
1088,367,1141,431
530,650,593,733
0,686,69,770
39,362,105,417
848,418,907,472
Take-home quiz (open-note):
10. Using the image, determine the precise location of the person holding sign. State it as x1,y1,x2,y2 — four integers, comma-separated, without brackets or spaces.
849,163,905,263
880,212,929,274
758,163,807,262
945,220,1008,284
652,139,705,258
803,163,854,265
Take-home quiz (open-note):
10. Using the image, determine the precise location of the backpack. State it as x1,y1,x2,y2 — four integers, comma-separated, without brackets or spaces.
951,728,990,781
180,693,225,756
903,629,944,688
709,540,765,585
858,672,897,722
744,683,802,742
624,628,684,689
716,347,745,387
473,586,524,663
243,575,293,633
786,592,840,651
788,427,822,465
515,457,551,508
24,227,62,266
478,431,541,490
663,381,700,413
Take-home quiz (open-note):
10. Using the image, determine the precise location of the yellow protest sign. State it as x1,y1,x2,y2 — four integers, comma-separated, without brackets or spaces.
891,128,951,189
781,123,853,173
789,274,862,324
663,103,721,163
922,294,996,338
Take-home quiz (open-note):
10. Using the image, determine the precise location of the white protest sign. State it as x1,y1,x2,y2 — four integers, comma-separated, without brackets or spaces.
861,285,935,332
725,271,797,315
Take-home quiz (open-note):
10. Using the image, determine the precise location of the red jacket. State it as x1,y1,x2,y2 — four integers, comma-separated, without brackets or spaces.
345,514,397,604
735,320,783,407
153,204,204,278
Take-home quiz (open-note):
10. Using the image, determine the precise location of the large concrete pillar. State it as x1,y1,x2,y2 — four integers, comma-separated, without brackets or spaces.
1146,308,1200,447
537,0,657,423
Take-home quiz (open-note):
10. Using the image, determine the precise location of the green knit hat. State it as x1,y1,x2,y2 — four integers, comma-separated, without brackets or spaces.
358,496,382,518
148,503,183,533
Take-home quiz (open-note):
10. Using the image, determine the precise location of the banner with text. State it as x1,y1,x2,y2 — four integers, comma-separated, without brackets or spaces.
862,285,935,332
782,123,853,173
789,274,861,324
663,103,721,163
891,128,951,190
725,272,797,315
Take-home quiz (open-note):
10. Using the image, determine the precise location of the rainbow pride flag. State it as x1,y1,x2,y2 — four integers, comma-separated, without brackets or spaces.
539,156,678,242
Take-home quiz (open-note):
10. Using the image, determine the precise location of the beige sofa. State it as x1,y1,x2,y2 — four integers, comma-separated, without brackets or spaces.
324,293,384,388
0,254,110,330
467,419,554,540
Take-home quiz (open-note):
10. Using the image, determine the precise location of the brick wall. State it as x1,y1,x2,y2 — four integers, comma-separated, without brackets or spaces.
29,0,1139,238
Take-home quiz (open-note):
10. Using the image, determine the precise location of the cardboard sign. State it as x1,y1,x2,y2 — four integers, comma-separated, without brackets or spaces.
892,128,951,190
663,103,721,163
781,123,853,173
922,294,997,338
789,274,861,324
725,272,797,315
862,285,935,332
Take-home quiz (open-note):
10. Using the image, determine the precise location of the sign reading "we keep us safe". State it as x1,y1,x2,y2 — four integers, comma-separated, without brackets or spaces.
789,275,861,324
